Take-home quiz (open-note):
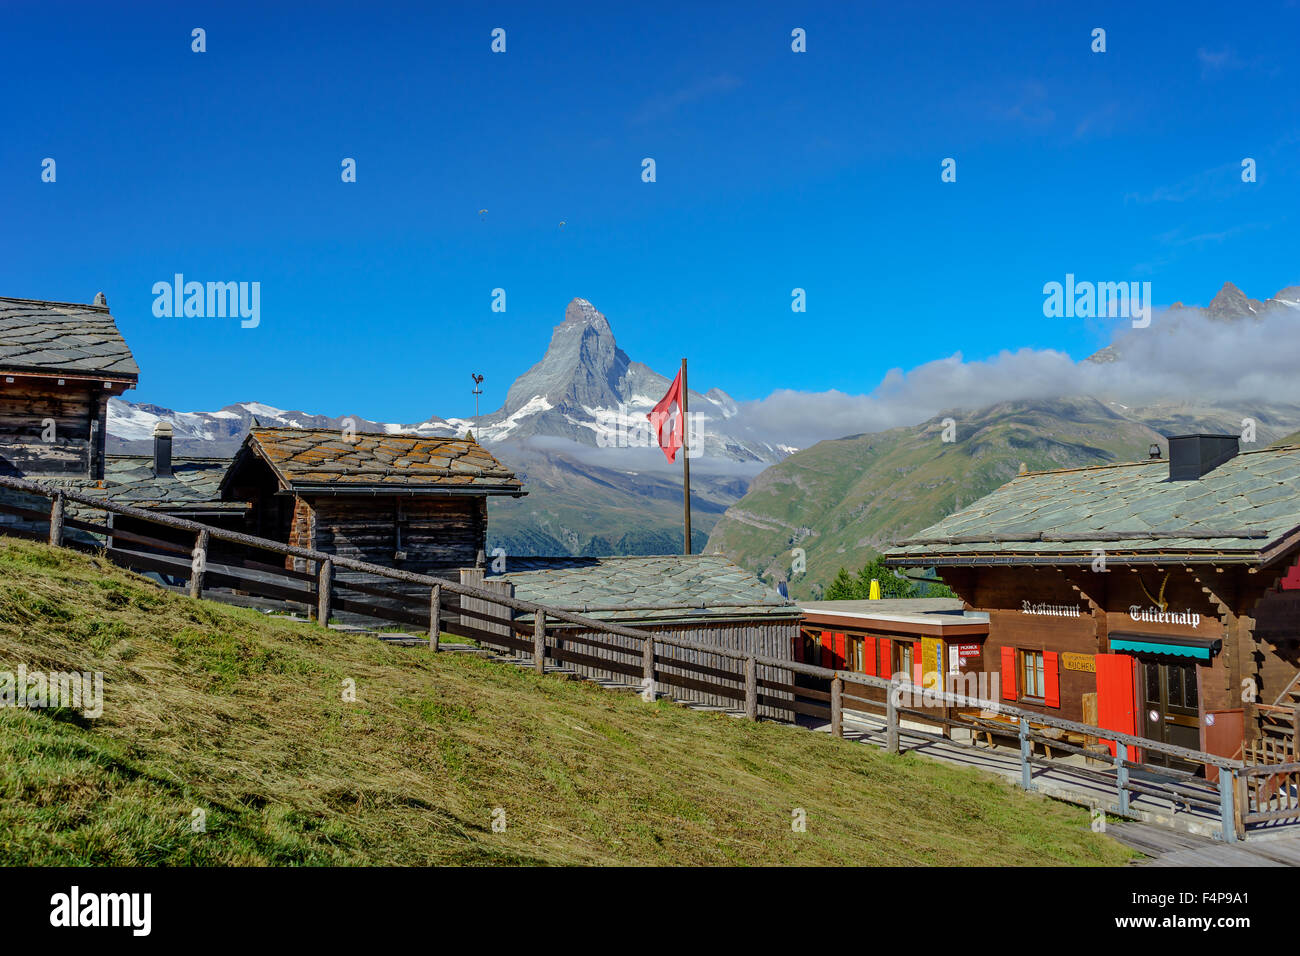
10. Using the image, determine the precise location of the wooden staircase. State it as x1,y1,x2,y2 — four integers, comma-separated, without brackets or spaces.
1252,669,1300,764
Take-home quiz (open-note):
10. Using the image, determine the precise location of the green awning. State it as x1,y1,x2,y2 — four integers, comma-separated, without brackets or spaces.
1109,632,1221,661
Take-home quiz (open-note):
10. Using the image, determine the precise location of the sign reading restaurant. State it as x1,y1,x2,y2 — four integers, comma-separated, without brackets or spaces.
1021,601,1083,617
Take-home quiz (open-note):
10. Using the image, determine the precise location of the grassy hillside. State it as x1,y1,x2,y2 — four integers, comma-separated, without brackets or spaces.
0,537,1129,866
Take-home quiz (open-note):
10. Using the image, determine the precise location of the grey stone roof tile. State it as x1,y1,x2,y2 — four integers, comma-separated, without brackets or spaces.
0,296,139,379
887,445,1300,562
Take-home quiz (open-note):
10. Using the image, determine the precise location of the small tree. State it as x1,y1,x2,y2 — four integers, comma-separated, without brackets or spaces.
821,556,955,600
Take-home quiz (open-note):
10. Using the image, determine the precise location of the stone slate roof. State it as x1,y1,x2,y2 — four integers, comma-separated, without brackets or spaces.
84,456,247,513
884,445,1300,567
491,555,800,623
0,296,140,380
231,428,524,494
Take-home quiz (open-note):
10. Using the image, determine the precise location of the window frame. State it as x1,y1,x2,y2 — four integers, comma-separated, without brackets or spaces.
1018,648,1046,703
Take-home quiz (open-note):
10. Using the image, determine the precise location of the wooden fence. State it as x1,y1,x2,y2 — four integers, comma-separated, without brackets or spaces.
2,473,1296,843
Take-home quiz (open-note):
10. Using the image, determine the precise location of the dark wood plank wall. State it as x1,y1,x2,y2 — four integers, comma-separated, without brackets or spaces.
1250,587,1300,704
0,382,99,476
309,495,484,576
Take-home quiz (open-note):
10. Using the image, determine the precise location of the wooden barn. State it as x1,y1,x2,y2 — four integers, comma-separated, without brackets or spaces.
218,427,525,578
483,554,802,719
0,293,138,481
885,435,1300,774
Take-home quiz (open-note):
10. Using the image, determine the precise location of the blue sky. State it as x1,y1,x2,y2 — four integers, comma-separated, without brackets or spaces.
3,0,1298,423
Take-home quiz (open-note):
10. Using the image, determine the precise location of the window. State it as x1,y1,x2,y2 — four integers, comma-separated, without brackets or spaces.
899,642,914,681
847,636,863,672
1020,650,1046,700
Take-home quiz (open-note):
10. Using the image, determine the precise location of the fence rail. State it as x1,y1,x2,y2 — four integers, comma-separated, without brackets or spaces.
1,473,1293,843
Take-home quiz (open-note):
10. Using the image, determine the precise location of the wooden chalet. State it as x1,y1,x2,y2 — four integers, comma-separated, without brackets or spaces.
884,435,1300,774
0,294,138,481
487,555,802,718
218,427,525,577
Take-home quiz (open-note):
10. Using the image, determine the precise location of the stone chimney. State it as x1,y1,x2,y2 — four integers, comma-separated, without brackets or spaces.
153,421,174,478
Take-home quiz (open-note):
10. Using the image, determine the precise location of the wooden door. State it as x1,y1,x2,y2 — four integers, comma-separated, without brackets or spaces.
1140,658,1202,773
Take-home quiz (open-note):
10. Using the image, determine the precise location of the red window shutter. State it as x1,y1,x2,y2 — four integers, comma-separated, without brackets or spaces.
878,638,892,678
1043,651,1060,708
863,638,877,677
1000,646,1017,700
834,632,846,669
820,630,831,669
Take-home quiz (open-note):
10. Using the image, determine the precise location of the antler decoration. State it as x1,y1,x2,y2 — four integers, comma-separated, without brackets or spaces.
1139,571,1171,611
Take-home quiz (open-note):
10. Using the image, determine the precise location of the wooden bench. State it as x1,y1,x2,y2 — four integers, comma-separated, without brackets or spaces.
960,711,1094,760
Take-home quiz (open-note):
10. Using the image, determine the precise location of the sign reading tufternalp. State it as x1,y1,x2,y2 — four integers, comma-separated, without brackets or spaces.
1128,606,1201,628
1021,601,1083,617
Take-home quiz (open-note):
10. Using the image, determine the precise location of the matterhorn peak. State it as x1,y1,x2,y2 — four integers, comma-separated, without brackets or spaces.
562,297,612,333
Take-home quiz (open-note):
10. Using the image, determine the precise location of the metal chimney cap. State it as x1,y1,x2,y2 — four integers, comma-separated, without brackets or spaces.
1167,433,1239,481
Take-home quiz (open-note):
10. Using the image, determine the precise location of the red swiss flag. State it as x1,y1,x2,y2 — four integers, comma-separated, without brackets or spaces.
647,368,685,463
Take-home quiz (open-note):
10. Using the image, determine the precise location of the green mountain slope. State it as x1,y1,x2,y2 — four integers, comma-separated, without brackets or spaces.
0,538,1128,866
706,397,1299,599
487,444,745,555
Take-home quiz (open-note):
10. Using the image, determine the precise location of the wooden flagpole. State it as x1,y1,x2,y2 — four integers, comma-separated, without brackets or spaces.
681,357,692,555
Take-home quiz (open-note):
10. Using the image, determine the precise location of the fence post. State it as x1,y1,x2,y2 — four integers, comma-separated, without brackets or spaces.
533,611,546,674
1218,767,1238,844
189,529,208,599
642,636,655,696
317,559,332,625
1233,770,1248,842
428,584,441,652
744,656,758,721
1115,742,1130,816
831,676,844,738
48,492,65,547
1019,717,1033,790
886,679,900,754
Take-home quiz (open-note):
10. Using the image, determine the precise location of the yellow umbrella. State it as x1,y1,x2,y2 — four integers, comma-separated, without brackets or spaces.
869,579,881,600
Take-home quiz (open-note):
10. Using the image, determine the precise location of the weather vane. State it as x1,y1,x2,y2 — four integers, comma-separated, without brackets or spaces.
471,373,484,430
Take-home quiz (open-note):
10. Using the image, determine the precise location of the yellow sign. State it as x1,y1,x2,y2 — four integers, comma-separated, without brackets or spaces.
921,638,942,687
1062,652,1095,673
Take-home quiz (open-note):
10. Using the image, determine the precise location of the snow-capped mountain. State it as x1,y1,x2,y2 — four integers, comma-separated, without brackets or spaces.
106,298,789,555
108,298,788,466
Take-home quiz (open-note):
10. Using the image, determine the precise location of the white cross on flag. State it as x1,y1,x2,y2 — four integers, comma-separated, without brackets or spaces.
647,367,685,463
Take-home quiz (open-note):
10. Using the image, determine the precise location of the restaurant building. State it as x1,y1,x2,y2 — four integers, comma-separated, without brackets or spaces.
884,435,1300,773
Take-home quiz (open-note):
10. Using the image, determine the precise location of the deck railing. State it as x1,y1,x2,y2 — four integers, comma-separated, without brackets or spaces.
2,473,1291,843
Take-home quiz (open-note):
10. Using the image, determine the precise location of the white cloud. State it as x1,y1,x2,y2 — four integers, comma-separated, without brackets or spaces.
737,307,1300,447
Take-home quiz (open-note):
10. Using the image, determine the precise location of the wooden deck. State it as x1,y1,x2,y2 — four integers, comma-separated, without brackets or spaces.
826,709,1300,844
1108,822,1300,866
